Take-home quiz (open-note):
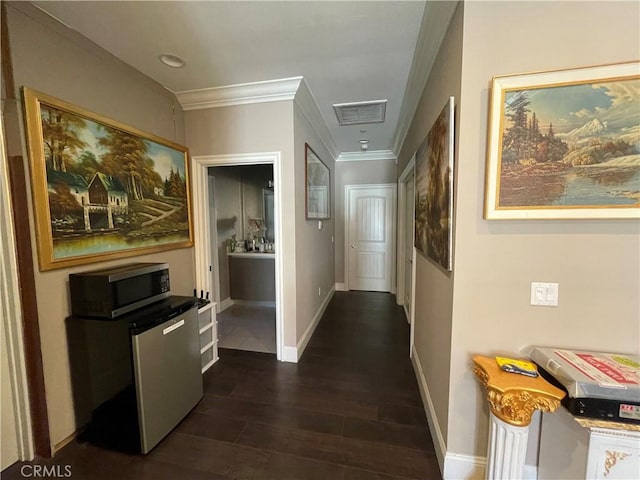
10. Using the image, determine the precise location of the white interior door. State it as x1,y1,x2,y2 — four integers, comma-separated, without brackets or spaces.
403,174,415,318
346,185,396,292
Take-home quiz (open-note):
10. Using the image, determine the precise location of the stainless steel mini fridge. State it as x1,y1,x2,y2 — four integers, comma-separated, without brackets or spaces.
131,300,203,453
72,295,203,454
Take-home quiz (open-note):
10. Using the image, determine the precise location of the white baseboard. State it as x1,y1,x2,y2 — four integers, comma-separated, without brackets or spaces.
219,297,233,312
280,287,335,364
281,346,298,363
443,453,485,480
442,454,537,480
411,346,447,474
229,299,276,308
523,465,538,479
296,286,335,361
412,347,539,479
335,282,346,291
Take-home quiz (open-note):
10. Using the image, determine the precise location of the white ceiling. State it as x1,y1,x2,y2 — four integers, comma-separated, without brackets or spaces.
32,1,455,159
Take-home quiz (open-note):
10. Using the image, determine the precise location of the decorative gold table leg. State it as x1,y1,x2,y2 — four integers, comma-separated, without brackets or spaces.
473,355,565,480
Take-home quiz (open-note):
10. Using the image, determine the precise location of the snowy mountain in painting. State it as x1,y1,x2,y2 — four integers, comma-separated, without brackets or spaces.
557,118,640,151
562,118,608,141
559,120,640,166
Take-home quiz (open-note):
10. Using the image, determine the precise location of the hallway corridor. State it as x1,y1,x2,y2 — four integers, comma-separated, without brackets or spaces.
3,292,441,479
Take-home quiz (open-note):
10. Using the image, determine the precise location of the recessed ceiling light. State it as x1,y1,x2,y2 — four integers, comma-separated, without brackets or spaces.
159,53,186,68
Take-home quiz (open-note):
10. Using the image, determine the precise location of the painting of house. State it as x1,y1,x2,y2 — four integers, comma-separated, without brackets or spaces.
22,92,192,267
46,170,89,230
88,172,129,213
47,169,89,207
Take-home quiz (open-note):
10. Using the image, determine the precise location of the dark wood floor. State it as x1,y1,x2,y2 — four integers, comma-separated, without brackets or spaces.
3,291,441,479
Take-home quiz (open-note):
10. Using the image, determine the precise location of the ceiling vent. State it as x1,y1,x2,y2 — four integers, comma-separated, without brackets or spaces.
333,100,387,126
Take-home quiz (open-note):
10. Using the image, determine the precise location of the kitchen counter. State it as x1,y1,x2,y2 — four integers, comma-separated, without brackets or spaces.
228,253,275,302
228,251,275,259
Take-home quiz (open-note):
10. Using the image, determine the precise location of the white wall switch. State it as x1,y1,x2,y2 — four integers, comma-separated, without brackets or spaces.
530,282,559,307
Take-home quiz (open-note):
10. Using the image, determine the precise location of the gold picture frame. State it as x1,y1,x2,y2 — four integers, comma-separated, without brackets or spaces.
484,62,640,220
23,88,193,271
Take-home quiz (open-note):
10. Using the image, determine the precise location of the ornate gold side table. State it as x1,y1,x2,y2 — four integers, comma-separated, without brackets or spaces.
473,355,566,479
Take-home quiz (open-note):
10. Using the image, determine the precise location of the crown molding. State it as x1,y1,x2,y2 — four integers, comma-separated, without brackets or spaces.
176,75,339,160
294,78,338,160
175,76,303,110
391,1,458,155
336,150,397,162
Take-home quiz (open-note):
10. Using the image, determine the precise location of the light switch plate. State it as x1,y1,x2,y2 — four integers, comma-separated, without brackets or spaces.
530,282,559,306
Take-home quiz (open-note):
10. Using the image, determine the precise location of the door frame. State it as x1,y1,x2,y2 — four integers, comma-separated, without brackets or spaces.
192,152,284,361
397,157,417,354
343,183,397,293
1,122,35,462
206,175,222,314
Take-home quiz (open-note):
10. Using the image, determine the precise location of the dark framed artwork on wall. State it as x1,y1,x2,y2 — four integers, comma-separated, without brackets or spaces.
305,143,330,220
415,96,455,271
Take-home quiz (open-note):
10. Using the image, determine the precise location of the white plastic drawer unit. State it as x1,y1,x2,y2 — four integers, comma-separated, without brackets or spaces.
197,301,218,373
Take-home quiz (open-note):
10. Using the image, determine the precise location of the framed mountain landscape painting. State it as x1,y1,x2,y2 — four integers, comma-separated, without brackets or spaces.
23,88,193,271
484,62,640,219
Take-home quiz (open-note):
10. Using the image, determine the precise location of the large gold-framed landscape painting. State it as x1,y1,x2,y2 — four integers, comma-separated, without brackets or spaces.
484,62,639,219
23,88,193,271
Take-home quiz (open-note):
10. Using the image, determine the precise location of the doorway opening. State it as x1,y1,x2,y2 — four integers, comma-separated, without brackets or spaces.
209,165,276,354
397,157,416,354
191,152,284,361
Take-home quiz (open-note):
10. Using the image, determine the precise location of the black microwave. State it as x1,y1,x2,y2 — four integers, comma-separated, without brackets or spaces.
69,262,170,319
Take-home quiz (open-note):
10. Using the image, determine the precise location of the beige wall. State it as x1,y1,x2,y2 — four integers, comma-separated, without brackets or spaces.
293,93,336,348
186,90,336,354
398,1,463,448
184,101,298,347
5,3,193,448
334,159,397,285
450,0,640,462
